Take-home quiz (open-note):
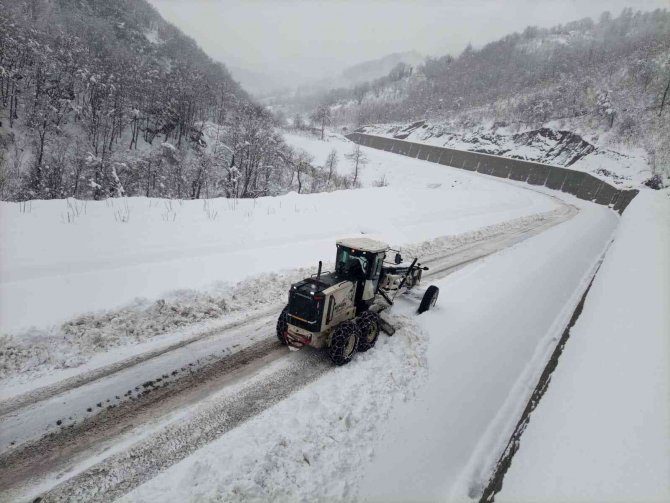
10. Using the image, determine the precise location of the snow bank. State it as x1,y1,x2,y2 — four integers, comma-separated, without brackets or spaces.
0,268,311,383
497,190,670,503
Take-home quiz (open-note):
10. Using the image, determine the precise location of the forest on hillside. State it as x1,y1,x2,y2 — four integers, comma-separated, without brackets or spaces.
291,9,670,178
2,3,668,201
0,0,336,202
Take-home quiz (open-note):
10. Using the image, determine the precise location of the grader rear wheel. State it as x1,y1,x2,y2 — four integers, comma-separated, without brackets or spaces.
276,305,289,345
356,311,380,352
328,320,361,365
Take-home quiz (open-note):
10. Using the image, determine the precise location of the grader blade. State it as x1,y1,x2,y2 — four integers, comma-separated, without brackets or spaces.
378,312,396,336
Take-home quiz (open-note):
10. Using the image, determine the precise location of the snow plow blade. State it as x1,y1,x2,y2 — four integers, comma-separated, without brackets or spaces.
378,312,396,336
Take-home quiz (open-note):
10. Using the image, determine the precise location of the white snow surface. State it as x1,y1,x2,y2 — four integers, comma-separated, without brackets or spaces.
497,189,670,503
124,193,619,502
0,134,556,337
6,130,654,503
121,313,430,503
358,200,618,502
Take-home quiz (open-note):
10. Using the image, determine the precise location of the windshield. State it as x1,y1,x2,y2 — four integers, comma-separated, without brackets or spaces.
336,246,369,278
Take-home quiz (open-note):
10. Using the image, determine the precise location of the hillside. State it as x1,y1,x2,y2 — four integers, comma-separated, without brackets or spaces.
340,51,424,86
299,9,670,183
0,0,312,201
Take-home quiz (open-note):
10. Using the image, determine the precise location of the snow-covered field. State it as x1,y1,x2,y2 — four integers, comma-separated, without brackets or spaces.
498,189,670,503
359,121,653,188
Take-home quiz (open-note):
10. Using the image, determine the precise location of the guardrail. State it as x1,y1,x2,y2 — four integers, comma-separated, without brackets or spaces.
345,132,638,213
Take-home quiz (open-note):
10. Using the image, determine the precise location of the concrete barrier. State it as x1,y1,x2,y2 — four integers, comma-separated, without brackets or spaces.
576,174,603,202
613,189,639,213
476,156,494,175
508,163,530,182
545,166,571,190
527,162,550,186
458,151,477,171
484,156,511,179
436,149,453,166
424,146,444,163
561,171,586,196
594,182,618,206
393,139,410,156
345,133,638,214
491,163,511,179
371,136,386,150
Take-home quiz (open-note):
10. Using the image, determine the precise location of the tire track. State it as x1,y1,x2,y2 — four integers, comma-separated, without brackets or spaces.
0,337,285,498
14,351,331,503
0,306,281,418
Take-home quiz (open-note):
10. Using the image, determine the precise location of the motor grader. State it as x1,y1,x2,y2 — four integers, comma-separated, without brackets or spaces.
276,238,439,365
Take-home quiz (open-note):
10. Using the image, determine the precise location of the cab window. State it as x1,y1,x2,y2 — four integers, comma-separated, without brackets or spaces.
336,246,368,278
371,254,384,280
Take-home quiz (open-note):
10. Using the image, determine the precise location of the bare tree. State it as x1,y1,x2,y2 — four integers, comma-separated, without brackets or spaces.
293,151,313,194
345,144,367,187
660,73,670,117
310,104,331,140
292,113,305,130
324,149,338,189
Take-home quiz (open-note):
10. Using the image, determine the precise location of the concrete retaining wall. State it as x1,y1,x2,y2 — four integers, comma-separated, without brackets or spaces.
346,133,638,213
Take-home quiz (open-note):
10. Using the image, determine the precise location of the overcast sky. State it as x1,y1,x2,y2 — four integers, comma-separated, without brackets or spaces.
147,0,668,91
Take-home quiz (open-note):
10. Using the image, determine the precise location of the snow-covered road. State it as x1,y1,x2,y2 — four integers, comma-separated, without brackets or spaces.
115,197,617,503
497,190,670,503
359,200,617,502
0,202,575,502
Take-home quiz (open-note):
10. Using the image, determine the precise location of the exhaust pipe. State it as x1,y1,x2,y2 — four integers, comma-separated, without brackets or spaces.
317,261,322,278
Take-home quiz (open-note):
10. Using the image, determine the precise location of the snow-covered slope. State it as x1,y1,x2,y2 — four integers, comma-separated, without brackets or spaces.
359,121,653,188
497,189,670,503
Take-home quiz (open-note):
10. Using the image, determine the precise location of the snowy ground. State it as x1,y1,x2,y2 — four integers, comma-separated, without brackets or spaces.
497,189,670,503
122,186,617,502
359,121,653,188
3,131,661,503
0,204,576,502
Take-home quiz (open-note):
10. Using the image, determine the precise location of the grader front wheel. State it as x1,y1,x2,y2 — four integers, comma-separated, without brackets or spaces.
418,285,439,314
